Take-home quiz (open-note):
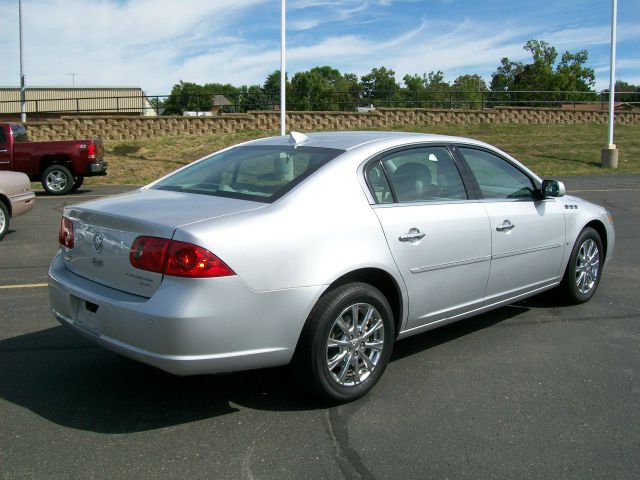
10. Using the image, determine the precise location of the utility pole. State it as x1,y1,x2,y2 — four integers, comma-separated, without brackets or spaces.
280,0,286,136
66,73,79,86
601,0,618,168
19,0,26,123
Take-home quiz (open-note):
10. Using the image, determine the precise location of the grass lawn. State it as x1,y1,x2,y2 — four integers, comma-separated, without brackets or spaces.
87,123,640,186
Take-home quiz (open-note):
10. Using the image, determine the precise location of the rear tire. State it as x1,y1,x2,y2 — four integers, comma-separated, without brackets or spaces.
70,176,84,192
42,165,73,195
293,282,395,403
560,227,604,304
0,202,9,241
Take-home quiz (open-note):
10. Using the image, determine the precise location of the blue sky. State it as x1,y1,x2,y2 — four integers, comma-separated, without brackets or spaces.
0,0,638,94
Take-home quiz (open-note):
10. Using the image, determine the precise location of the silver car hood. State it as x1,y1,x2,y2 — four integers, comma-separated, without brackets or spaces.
62,189,265,297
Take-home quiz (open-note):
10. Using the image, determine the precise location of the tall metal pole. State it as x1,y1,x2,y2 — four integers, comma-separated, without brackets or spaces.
280,0,286,136
607,0,617,146
601,0,619,168
19,0,26,123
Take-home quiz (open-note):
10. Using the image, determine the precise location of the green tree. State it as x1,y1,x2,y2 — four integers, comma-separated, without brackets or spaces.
489,40,597,106
289,66,360,110
163,81,240,114
360,67,399,106
452,74,488,109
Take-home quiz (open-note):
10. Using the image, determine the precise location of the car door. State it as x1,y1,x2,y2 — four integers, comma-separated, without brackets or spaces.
367,145,492,331
455,146,566,303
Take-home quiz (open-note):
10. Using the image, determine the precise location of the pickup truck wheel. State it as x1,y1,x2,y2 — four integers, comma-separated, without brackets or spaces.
70,176,84,192
0,202,9,241
42,165,73,195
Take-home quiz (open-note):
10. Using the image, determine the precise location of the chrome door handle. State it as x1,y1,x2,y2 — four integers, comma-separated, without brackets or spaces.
0,149,8,153
399,228,426,242
496,220,515,232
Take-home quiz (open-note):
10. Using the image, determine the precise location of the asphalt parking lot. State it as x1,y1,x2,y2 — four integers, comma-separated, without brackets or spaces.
1,176,639,480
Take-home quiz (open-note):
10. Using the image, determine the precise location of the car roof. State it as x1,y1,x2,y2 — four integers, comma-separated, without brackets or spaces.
243,131,491,152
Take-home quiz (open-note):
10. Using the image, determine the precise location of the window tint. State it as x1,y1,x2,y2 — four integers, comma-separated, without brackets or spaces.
366,162,393,204
381,147,467,203
0,128,5,145
459,147,536,200
152,145,343,202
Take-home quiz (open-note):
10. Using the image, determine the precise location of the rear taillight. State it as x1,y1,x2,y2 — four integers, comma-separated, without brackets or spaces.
129,236,235,278
129,237,170,273
59,217,74,249
87,142,96,159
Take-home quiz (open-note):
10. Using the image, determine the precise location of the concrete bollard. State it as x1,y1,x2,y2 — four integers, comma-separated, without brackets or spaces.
601,144,619,169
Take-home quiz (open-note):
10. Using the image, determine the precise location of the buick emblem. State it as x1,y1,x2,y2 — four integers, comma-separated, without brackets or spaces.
93,233,104,254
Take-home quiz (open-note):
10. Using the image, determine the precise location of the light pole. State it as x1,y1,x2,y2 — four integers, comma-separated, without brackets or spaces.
19,0,26,123
280,0,286,136
66,73,79,86
601,0,618,168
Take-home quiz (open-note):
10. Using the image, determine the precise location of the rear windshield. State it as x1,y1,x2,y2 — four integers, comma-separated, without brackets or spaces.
151,145,343,202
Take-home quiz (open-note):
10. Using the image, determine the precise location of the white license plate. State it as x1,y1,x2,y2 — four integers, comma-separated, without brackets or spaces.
72,296,101,335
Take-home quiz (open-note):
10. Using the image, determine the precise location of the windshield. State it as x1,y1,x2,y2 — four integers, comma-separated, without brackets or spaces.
151,145,343,203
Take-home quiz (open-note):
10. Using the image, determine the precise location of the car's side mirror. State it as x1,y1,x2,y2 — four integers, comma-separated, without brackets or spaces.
541,179,566,198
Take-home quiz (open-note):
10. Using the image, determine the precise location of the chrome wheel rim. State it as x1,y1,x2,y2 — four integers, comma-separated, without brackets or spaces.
46,170,69,192
575,239,600,294
326,302,385,387
0,207,6,233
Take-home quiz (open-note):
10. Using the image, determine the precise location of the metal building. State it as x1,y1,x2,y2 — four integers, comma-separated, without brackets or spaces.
0,86,157,117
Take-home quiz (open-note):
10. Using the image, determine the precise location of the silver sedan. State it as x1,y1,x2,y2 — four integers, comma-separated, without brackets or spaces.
48,131,614,402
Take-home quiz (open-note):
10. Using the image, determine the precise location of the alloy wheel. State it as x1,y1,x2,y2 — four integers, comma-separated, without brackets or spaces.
575,238,600,294
326,302,385,387
46,170,69,193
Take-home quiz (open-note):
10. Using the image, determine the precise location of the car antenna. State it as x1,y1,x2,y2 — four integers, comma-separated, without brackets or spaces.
289,131,310,146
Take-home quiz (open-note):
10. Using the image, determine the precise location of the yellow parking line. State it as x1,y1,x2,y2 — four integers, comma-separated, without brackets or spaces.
0,283,48,290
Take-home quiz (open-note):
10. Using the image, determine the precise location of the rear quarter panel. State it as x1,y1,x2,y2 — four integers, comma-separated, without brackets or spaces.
173,151,404,293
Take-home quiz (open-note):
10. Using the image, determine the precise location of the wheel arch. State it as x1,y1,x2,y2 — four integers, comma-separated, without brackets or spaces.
0,194,11,217
40,155,73,175
295,267,405,357
584,219,608,261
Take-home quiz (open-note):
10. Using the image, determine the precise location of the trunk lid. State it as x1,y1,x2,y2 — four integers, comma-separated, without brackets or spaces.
62,188,264,297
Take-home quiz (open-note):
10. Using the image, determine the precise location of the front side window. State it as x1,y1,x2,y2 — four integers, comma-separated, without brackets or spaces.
458,147,536,200
152,145,343,202
380,147,467,203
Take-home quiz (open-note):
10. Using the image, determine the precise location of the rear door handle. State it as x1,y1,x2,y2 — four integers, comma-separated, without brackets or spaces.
399,228,426,242
0,149,8,153
496,220,515,232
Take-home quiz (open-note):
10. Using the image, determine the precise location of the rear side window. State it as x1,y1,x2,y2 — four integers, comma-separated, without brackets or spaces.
11,124,28,143
378,146,467,203
366,162,393,204
152,145,343,203
458,147,536,200
0,128,5,145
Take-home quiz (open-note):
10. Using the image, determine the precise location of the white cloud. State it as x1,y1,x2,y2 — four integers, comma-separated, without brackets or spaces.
0,0,638,94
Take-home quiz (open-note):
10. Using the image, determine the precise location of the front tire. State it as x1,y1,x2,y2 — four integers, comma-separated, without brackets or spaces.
0,202,9,241
42,165,73,195
561,227,604,304
294,282,395,403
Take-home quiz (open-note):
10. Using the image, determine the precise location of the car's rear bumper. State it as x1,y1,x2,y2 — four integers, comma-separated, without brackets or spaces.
86,160,108,176
9,191,35,218
48,252,322,375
